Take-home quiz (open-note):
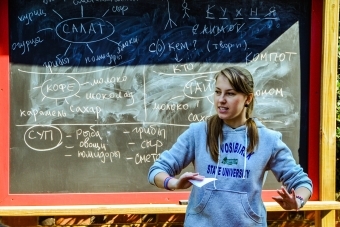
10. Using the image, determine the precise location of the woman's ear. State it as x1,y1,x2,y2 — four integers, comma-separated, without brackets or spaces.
246,93,254,104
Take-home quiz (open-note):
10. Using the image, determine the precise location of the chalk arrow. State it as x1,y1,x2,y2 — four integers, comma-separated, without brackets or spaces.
174,53,182,62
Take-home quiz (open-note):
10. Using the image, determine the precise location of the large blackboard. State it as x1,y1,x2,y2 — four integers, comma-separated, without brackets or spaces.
9,0,311,194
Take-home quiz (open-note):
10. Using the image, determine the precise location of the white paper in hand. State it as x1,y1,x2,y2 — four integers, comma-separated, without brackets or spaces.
189,178,217,187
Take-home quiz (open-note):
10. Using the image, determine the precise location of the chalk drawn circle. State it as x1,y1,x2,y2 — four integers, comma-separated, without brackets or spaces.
183,75,215,99
24,125,63,151
41,76,81,100
56,17,115,43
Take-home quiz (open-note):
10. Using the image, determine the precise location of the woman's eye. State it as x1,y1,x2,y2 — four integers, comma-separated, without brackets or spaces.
226,92,235,96
215,90,221,95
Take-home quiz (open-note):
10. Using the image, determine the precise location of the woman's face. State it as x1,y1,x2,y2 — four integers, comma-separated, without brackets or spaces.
214,74,251,128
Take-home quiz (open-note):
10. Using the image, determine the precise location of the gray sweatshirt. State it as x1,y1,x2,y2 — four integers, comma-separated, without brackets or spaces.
148,119,313,227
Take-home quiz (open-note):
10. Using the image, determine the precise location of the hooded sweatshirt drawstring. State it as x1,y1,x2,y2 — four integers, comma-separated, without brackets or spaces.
242,127,248,179
214,135,221,189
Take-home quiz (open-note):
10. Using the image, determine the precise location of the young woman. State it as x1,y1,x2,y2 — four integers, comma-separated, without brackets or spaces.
148,66,312,226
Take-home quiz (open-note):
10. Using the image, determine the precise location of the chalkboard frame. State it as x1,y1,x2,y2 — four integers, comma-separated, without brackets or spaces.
0,0,321,205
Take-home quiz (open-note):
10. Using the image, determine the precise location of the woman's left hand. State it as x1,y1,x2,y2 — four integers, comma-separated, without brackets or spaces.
272,186,299,210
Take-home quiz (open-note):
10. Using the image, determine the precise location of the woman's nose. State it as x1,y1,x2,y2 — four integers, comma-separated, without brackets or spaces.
218,94,226,102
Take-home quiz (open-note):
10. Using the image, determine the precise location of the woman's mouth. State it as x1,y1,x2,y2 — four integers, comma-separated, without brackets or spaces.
218,107,228,113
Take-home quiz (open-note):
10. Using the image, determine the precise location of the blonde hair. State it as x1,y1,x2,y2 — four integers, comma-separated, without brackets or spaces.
206,66,259,162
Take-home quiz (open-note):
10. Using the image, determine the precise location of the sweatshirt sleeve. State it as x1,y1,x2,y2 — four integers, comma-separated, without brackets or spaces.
268,132,313,194
147,123,197,185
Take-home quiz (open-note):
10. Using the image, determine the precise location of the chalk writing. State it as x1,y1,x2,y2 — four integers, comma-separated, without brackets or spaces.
188,113,211,122
20,109,67,122
207,40,247,52
9,0,306,193
135,152,160,164
246,52,297,63
255,88,284,97
152,103,190,112
90,76,127,86
43,0,54,4
18,9,46,25
24,126,63,151
76,126,103,140
43,54,70,69
11,36,44,55
193,23,245,35
56,18,115,43
78,150,120,163
111,5,129,15
84,52,122,65
70,105,102,118
132,126,166,139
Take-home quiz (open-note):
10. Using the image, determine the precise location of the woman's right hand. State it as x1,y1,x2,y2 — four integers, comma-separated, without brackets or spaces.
171,172,205,190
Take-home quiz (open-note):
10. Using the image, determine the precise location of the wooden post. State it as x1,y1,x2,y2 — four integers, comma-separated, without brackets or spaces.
318,0,339,226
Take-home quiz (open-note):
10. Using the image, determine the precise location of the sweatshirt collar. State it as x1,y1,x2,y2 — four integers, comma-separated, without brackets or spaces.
222,118,264,132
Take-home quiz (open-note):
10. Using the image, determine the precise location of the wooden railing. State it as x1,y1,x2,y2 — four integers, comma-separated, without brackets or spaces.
0,201,339,216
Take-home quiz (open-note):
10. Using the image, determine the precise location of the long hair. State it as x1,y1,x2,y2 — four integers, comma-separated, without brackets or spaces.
207,66,259,162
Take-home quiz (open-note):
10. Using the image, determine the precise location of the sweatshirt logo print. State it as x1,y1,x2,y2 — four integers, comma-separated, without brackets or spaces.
221,157,238,165
206,164,250,178
220,142,255,160
204,141,253,179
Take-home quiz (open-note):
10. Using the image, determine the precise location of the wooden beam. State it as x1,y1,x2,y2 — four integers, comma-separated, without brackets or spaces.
0,201,339,216
319,0,339,226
